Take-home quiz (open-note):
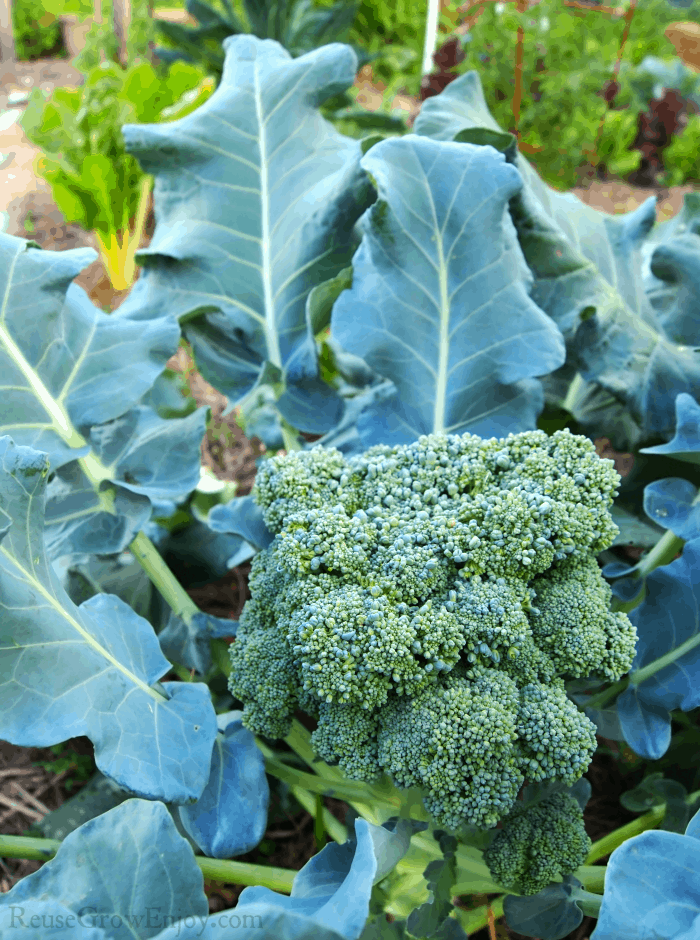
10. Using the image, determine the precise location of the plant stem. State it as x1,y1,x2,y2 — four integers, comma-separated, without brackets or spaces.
280,418,302,453
283,720,430,823
254,737,347,843
290,786,347,844
264,754,384,805
634,528,685,581
121,174,152,289
0,834,296,892
575,890,603,918
585,803,665,864
585,676,628,711
511,0,528,136
631,629,700,686
562,372,587,415
129,529,200,625
454,897,505,935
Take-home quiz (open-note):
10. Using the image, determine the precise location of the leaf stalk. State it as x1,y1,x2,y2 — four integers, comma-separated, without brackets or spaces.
0,833,296,893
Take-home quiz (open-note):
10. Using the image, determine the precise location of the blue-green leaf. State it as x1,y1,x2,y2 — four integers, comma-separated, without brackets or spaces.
159,817,413,940
592,816,700,939
0,234,179,470
618,539,700,759
643,477,700,542
503,876,586,940
179,712,269,858
331,136,565,443
120,37,374,440
641,392,700,465
415,71,700,441
0,436,217,801
0,800,208,940
207,495,273,555
45,406,208,559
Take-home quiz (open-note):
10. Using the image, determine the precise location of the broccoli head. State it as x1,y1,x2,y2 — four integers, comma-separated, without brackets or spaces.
229,429,636,829
483,788,592,895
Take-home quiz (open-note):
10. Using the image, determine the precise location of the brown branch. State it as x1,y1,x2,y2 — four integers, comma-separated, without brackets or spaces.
563,0,625,14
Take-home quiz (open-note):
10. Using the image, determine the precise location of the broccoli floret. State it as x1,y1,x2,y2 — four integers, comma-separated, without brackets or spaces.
484,790,592,895
377,668,524,829
312,702,382,781
230,429,635,830
530,555,637,680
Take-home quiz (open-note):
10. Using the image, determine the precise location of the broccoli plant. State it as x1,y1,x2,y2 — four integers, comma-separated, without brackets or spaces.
3,32,700,940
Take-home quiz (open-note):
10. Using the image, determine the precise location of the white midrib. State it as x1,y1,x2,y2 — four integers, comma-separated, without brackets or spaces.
433,232,449,436
254,63,283,373
0,545,163,702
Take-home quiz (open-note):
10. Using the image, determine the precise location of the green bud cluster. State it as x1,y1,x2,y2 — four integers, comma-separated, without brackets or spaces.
229,430,636,829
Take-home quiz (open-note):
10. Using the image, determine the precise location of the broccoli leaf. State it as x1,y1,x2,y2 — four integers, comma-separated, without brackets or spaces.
0,234,179,470
331,136,565,444
503,876,588,940
178,711,269,858
44,406,208,560
120,36,374,444
642,477,700,542
207,494,273,554
617,539,700,760
0,436,217,801
0,800,208,939
620,773,697,833
592,811,700,939
157,817,413,940
641,392,700,465
415,71,700,441
406,832,466,939
642,193,700,344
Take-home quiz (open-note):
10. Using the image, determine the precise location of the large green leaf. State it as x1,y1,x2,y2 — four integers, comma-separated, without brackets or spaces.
0,234,179,470
120,36,374,441
0,234,211,559
415,71,700,441
44,406,208,560
331,136,565,443
0,436,217,801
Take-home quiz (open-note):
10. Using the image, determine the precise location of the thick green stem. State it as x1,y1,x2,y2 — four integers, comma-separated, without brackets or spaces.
562,372,587,415
129,529,200,625
264,755,380,806
575,865,606,894
0,834,296,892
585,676,629,711
585,805,665,864
280,417,302,453
576,890,603,918
634,528,685,582
631,638,700,686
585,787,700,865
283,721,429,823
